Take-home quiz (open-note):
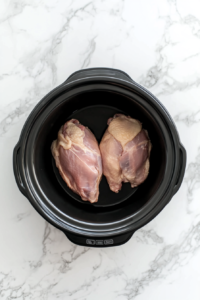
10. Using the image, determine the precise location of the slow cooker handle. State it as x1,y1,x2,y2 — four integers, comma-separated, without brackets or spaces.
173,143,186,195
13,143,27,197
65,67,134,84
64,231,134,247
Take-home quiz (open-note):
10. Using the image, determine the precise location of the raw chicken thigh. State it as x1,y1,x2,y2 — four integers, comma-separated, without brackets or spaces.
51,119,102,203
100,114,151,193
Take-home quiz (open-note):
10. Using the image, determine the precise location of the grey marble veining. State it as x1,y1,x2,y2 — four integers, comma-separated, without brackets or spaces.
0,0,200,299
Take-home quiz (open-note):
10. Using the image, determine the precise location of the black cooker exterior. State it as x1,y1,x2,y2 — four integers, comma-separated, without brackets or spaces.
13,68,186,247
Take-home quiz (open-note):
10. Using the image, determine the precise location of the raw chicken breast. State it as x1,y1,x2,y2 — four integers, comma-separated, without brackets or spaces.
100,114,151,193
51,119,102,203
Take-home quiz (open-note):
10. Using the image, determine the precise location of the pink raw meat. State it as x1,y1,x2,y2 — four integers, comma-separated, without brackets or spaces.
51,119,102,203
100,114,151,193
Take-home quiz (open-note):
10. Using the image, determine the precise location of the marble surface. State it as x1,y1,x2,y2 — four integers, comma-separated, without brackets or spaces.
1,0,200,299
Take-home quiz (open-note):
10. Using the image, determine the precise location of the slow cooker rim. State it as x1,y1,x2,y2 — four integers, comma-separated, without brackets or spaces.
15,75,182,237
28,86,178,229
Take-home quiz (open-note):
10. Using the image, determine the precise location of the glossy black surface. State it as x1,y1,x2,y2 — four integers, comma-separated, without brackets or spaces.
52,105,138,208
29,89,169,225
13,68,186,247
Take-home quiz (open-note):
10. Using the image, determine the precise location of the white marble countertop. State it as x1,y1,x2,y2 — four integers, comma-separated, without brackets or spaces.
1,0,200,299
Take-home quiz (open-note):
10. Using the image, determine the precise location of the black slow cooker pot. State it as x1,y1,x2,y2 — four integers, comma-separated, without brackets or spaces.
13,68,186,247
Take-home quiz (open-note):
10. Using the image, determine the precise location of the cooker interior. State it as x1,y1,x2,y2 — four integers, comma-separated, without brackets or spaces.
33,90,167,225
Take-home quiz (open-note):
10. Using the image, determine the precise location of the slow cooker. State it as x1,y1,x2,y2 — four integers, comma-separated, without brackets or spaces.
13,68,186,247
